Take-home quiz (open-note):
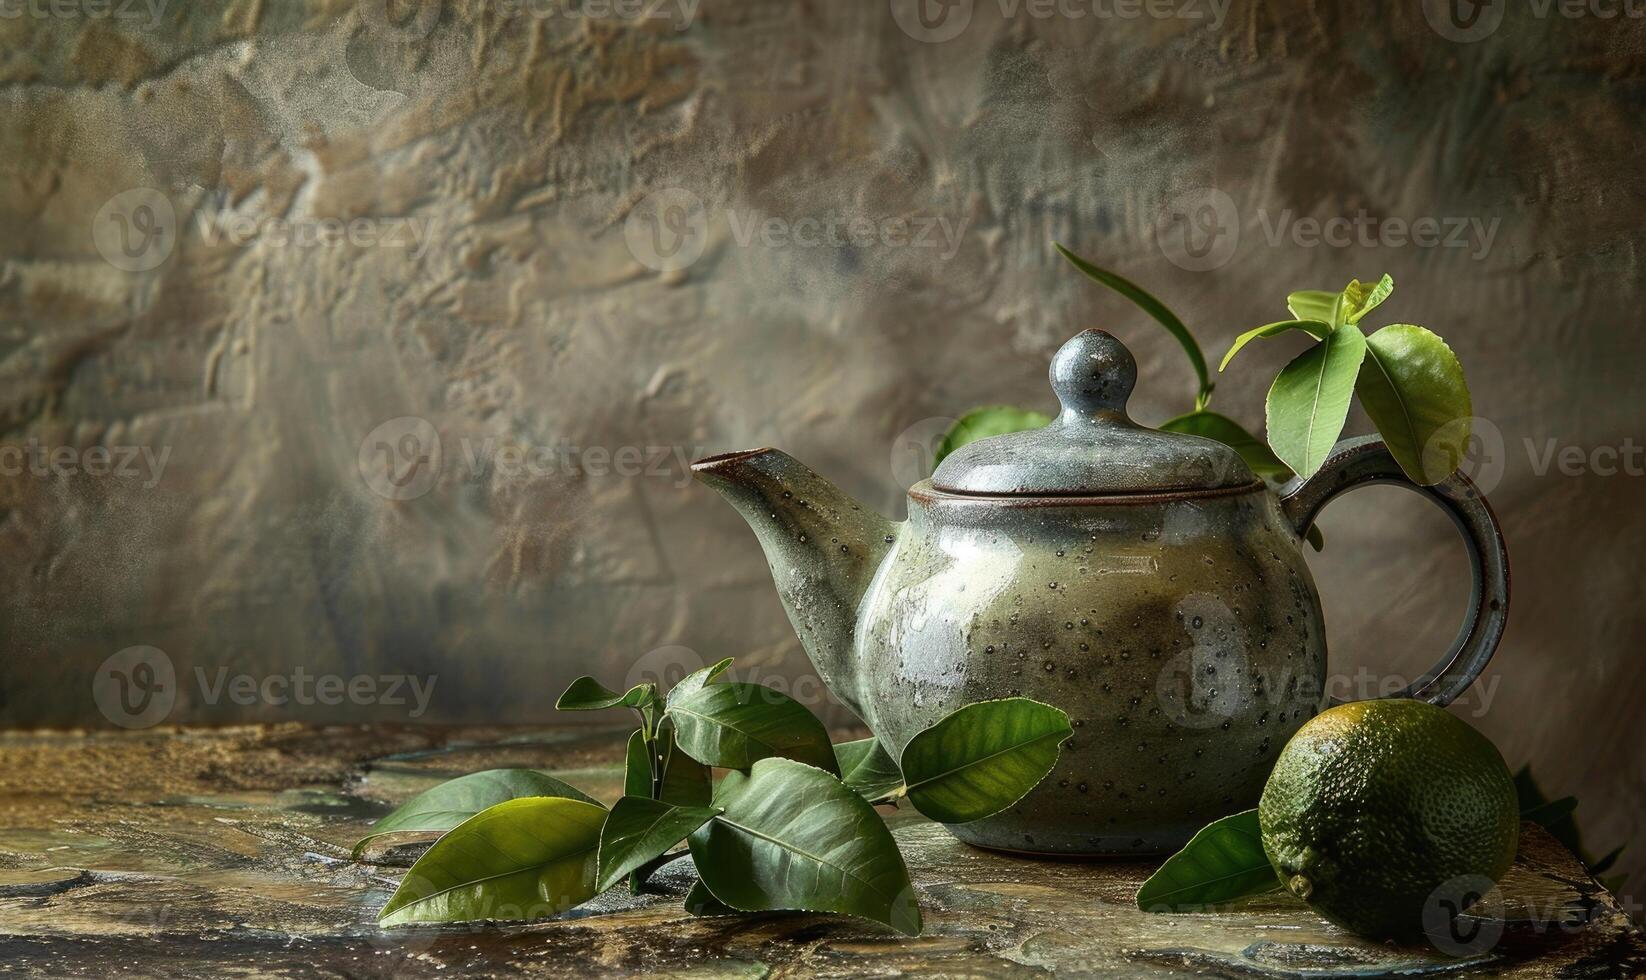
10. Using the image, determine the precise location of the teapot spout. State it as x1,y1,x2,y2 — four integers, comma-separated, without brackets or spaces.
691,448,895,722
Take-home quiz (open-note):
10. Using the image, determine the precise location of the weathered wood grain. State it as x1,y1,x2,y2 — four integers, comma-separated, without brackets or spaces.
0,725,1639,978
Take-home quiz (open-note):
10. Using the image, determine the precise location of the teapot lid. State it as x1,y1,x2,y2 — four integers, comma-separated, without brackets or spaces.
930,330,1255,496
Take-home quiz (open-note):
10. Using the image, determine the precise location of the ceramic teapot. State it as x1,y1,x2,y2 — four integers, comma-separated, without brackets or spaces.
692,329,1508,856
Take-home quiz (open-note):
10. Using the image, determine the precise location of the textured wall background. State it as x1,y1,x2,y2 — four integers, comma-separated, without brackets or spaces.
0,1,1641,881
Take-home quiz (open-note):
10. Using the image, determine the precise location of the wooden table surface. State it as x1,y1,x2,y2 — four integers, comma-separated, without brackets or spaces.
0,725,1640,978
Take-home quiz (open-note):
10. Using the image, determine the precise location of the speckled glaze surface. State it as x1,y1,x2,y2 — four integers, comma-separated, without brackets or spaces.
693,331,1509,856
858,481,1324,855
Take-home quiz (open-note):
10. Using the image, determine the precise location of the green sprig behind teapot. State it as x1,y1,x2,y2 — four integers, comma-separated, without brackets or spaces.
938,247,1475,517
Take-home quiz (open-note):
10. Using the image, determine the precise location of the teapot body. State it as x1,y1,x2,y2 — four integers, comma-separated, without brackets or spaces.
855,480,1326,855
695,332,1508,856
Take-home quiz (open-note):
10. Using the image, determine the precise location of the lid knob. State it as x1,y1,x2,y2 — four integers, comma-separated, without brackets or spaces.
1050,329,1136,419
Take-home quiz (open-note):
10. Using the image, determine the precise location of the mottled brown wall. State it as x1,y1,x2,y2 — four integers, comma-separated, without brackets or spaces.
0,0,1641,880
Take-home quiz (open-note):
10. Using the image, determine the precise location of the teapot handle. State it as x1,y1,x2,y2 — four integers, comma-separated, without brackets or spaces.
1278,435,1509,708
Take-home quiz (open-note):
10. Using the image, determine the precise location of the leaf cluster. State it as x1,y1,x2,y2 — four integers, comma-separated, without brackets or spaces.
1132,771,1628,915
937,250,1476,528
354,660,1072,936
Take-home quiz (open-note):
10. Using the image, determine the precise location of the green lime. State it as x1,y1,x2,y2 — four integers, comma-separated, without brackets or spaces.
1258,699,1519,943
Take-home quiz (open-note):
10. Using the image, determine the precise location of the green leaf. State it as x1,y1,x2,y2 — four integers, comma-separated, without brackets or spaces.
624,730,652,799
668,683,839,775
1265,323,1367,478
596,796,720,892
353,769,598,858
658,723,713,807
689,758,922,936
1520,796,1578,827
1286,290,1338,323
934,406,1052,469
1056,243,1212,404
665,657,735,709
1136,809,1281,911
1516,767,1583,854
557,676,657,712
379,797,605,925
1217,319,1331,372
1354,324,1472,485
618,727,710,888
1591,844,1625,876
834,737,905,803
1339,274,1395,324
1514,770,1627,889
899,698,1072,824
1160,410,1292,479
684,879,738,916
